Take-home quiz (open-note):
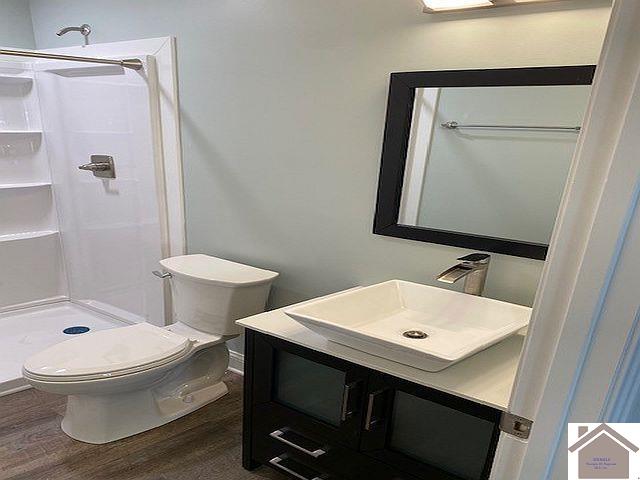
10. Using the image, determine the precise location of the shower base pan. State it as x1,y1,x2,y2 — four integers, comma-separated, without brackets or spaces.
0,302,125,396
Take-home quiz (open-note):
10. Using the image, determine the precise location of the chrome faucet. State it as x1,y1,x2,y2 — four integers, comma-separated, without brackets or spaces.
437,253,491,296
56,24,91,45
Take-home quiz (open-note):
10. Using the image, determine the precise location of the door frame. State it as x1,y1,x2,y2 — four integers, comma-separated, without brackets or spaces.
491,1,640,478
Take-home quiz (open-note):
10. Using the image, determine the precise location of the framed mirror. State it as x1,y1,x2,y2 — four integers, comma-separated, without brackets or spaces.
373,66,595,260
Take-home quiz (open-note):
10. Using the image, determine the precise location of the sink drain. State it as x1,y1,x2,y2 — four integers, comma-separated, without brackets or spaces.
403,330,428,339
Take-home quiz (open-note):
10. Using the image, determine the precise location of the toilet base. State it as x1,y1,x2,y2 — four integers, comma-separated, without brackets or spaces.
56,344,231,444
61,380,229,444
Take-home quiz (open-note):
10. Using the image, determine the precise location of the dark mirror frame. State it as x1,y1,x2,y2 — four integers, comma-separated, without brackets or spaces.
373,65,596,260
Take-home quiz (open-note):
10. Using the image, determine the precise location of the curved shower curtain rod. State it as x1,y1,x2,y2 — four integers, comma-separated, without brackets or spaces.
0,48,143,70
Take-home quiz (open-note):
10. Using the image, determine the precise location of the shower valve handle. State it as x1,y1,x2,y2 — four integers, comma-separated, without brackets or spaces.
77,155,116,179
78,162,111,172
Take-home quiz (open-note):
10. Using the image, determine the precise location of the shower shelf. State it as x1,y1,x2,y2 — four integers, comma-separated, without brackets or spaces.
0,230,59,243
0,182,51,190
0,74,33,85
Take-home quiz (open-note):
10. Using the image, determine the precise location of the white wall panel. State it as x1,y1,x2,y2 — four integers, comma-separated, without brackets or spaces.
0,234,66,309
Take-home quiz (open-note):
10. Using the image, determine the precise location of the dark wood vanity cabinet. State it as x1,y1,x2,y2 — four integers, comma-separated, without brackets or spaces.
243,330,502,480
358,374,501,480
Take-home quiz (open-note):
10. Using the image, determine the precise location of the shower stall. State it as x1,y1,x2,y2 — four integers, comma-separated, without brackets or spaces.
0,37,184,395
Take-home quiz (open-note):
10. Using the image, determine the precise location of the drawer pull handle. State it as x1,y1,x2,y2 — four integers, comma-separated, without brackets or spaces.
270,429,327,458
269,456,324,480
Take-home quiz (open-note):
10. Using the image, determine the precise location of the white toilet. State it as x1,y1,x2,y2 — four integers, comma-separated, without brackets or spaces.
22,254,278,444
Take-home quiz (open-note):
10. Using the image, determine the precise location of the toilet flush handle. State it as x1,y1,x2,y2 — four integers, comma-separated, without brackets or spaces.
152,270,172,279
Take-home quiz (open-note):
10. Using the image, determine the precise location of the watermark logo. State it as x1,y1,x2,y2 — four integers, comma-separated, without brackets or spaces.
568,423,640,479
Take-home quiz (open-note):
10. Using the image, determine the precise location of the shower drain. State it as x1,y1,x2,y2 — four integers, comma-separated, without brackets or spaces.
63,326,91,335
402,330,428,339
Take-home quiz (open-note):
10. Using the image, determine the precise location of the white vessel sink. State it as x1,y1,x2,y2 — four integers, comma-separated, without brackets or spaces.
285,280,531,372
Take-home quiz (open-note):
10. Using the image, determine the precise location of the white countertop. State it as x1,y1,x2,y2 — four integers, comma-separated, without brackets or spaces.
237,289,524,411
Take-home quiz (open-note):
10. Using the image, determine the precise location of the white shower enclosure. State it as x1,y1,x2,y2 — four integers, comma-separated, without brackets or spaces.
0,37,184,395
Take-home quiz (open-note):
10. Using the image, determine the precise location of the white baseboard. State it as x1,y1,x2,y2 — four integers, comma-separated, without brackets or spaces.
0,377,30,397
228,350,245,375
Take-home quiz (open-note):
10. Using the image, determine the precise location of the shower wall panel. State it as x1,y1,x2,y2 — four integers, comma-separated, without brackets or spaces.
37,60,165,325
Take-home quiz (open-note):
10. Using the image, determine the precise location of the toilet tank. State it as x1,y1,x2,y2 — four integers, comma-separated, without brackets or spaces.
159,254,279,335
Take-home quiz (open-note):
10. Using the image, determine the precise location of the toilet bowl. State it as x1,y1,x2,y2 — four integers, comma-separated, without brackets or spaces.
22,254,278,444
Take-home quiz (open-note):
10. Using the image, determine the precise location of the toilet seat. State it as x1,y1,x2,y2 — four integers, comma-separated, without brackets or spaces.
23,323,193,382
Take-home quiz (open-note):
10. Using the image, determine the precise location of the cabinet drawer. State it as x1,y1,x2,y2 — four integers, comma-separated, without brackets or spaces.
252,429,340,480
253,404,417,480
253,425,417,480
253,401,361,449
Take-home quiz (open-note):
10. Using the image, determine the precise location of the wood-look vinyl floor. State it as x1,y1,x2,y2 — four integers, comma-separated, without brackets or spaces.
0,372,284,480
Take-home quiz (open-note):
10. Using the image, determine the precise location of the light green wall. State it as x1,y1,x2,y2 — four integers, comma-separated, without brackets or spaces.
0,0,34,48
25,1,611,319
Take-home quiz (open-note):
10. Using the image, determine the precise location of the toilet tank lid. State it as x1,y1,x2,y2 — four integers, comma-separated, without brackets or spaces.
159,254,279,287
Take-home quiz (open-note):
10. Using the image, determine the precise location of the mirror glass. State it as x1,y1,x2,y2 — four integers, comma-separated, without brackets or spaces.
398,85,591,245
398,85,591,244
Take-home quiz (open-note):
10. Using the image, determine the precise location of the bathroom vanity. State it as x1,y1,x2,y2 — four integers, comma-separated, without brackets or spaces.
239,291,528,480
238,64,595,479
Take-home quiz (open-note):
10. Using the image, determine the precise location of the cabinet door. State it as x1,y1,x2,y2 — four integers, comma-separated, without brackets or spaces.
359,374,501,480
248,331,368,448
